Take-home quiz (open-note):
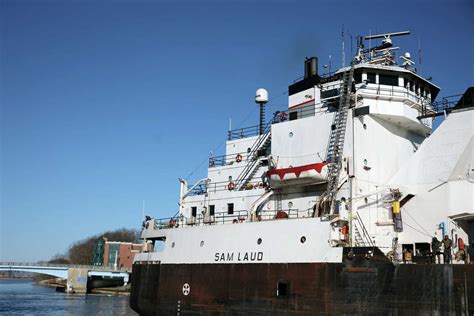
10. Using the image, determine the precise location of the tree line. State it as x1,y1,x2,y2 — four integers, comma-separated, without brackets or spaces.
48,228,140,265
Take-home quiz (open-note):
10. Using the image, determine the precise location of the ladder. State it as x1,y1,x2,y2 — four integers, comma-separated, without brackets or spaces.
235,124,272,190
352,212,375,247
324,65,355,214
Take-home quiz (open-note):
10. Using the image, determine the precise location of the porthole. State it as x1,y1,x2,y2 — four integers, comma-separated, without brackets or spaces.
288,201,293,208
289,132,293,138
363,123,367,129
200,241,204,247
364,197,368,204
171,242,176,248
300,236,306,243
257,238,262,245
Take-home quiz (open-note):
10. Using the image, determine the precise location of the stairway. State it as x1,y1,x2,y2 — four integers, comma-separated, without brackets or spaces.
324,65,355,214
352,212,375,247
236,128,272,190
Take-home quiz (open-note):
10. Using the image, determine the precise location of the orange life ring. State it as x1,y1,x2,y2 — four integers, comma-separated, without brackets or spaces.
236,154,243,163
228,181,235,191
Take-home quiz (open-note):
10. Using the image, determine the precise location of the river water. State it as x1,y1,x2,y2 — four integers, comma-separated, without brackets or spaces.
0,279,137,315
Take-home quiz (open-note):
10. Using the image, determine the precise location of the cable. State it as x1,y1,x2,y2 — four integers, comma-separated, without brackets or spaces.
185,89,288,181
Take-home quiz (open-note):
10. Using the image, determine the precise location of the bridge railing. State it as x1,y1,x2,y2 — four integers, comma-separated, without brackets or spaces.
0,262,129,272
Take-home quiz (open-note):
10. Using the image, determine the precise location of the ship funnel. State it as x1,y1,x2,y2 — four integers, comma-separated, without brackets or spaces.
304,57,318,78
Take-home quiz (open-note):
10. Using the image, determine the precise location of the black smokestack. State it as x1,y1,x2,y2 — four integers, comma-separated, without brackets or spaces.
304,57,318,78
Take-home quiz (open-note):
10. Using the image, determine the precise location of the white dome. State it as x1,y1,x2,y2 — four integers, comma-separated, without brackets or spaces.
255,88,268,104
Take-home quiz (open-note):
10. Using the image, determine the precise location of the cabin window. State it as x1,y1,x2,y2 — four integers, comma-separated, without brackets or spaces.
366,73,376,84
277,281,289,296
289,111,298,121
191,206,197,217
379,74,398,86
227,203,234,215
209,205,215,216
354,72,362,84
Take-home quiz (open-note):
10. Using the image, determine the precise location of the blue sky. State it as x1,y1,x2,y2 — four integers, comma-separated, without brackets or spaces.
1,0,473,262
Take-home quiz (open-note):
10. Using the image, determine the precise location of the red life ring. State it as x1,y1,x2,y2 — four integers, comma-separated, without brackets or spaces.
236,154,243,163
228,181,235,191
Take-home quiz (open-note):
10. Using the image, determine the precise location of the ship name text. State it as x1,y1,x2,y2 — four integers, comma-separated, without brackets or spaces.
214,252,264,262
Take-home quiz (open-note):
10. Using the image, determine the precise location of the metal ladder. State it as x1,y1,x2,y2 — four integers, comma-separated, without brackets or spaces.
353,212,375,247
324,65,354,214
235,124,272,190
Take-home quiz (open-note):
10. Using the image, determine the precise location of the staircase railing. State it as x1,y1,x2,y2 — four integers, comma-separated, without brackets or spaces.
324,64,355,214
354,211,375,247
234,122,272,190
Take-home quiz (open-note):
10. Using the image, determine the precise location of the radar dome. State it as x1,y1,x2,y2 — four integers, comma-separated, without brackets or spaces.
404,52,411,59
255,88,268,104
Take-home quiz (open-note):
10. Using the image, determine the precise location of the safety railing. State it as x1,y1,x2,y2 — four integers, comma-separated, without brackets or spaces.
0,262,128,272
153,210,250,229
354,211,375,247
228,125,260,140
257,209,311,220
150,208,319,230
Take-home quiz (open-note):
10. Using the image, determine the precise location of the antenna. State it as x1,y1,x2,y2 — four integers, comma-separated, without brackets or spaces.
364,31,410,40
341,25,345,68
418,37,422,75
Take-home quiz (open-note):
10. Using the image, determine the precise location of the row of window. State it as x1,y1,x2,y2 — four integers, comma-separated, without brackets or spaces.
191,203,234,217
353,72,430,97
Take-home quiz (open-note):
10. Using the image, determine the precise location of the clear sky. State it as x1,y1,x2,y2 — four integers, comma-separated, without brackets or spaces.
1,0,473,262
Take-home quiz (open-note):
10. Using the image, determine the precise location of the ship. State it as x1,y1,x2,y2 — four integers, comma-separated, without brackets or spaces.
130,31,474,315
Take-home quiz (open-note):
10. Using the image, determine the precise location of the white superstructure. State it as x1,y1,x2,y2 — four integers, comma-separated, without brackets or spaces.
135,31,473,265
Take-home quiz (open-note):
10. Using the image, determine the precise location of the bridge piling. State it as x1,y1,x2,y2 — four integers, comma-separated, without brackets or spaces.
66,268,89,294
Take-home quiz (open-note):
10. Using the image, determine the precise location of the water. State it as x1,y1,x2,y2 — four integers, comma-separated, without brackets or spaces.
0,279,137,315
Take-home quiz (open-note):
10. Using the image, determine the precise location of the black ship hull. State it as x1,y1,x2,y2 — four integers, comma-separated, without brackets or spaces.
130,249,473,315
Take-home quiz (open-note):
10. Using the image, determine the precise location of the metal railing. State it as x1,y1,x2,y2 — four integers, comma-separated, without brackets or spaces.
151,207,317,231
354,211,375,247
153,210,249,229
228,125,261,140
0,262,128,272
258,209,312,220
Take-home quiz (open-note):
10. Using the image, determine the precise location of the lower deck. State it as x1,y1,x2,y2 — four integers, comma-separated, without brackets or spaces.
130,248,473,315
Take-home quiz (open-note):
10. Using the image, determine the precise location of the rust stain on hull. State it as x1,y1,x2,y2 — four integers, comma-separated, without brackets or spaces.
130,250,474,315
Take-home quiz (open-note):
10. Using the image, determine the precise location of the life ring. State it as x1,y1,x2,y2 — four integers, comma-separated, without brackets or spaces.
235,154,243,163
228,181,235,191
232,219,238,224
279,111,288,121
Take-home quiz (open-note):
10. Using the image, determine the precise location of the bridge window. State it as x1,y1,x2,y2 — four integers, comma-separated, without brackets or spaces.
379,74,398,86
191,207,197,217
354,72,362,84
209,205,215,216
227,203,234,215
366,73,376,84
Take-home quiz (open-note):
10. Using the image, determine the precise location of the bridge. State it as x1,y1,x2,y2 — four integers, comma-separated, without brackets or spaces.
0,262,130,294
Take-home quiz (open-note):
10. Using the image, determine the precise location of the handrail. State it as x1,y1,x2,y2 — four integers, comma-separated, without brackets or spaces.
0,262,128,272
355,211,375,247
234,124,272,190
